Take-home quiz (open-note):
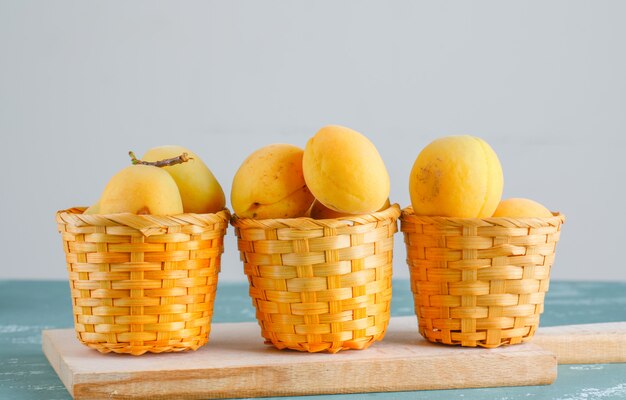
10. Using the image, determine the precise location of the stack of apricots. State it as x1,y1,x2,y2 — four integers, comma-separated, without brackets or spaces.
85,128,551,220
408,135,551,219
231,125,390,220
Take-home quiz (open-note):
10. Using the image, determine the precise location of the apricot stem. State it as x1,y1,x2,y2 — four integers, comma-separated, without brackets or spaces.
128,151,193,167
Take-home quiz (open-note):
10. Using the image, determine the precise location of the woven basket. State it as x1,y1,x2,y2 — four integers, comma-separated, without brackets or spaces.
56,207,230,355
400,206,565,348
231,204,401,353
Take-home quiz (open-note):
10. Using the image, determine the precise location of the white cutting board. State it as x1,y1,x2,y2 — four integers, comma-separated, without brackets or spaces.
42,316,626,399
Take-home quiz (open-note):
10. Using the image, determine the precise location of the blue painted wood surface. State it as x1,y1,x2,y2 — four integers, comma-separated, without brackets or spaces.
1,279,625,400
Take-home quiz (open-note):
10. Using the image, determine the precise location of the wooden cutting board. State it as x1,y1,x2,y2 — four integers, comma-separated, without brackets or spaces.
42,316,626,400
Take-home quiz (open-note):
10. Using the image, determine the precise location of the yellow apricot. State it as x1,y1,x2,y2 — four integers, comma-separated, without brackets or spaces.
231,144,314,219
83,201,100,215
98,165,183,215
409,135,503,218
142,145,225,214
303,125,390,214
309,198,391,219
493,198,552,218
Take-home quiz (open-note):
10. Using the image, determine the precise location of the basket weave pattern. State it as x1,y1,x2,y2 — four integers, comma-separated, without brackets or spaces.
232,205,401,353
400,207,565,348
56,208,230,355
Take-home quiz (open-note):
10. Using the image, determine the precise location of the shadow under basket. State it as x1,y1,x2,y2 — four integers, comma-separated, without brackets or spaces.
231,204,401,353
400,207,565,348
56,207,230,355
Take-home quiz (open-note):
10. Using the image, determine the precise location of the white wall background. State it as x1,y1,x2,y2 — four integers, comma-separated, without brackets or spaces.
1,1,624,281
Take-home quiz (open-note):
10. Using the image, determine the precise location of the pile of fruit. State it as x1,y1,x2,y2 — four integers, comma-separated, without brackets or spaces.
409,135,552,218
85,128,552,219
85,145,225,215
231,125,390,220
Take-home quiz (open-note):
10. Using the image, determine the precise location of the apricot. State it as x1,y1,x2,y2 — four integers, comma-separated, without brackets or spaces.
231,144,314,219
302,125,390,214
309,198,391,219
142,145,225,214
98,165,183,215
409,135,503,218
83,201,100,215
493,198,552,218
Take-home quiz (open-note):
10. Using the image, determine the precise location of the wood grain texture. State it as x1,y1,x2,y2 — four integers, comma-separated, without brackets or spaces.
43,316,557,399
533,322,626,364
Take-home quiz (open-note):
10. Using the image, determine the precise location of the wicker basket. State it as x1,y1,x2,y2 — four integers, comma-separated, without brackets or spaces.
400,206,565,348
56,207,230,355
231,204,401,353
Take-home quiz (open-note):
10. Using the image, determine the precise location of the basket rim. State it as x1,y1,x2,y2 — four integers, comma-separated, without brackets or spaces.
400,206,565,226
231,203,401,229
56,207,231,237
